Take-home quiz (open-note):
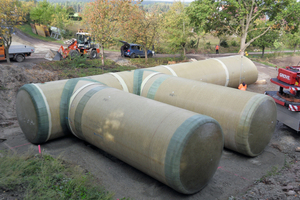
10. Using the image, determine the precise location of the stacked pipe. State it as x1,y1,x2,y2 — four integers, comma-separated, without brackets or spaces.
16,55,275,193
17,80,224,194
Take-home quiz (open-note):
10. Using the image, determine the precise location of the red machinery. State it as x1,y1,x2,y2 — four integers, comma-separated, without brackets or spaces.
265,66,300,131
46,31,100,61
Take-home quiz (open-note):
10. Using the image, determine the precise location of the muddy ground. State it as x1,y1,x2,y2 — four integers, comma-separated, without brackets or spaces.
1,32,300,200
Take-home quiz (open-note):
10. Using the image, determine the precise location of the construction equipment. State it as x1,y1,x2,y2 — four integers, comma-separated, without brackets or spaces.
265,66,300,131
0,37,34,62
45,31,100,61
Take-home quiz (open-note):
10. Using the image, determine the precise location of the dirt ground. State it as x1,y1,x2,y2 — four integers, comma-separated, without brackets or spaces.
1,32,300,200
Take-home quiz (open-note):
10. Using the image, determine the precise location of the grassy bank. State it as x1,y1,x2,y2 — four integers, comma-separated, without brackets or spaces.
39,56,185,79
248,51,300,68
18,24,64,44
0,152,114,200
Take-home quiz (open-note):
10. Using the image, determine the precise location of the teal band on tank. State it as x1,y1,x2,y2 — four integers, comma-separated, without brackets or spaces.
60,78,105,134
73,86,107,140
146,75,170,99
18,84,49,144
164,114,213,194
133,69,157,95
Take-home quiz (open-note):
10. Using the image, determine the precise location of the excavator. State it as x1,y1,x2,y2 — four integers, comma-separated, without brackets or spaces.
45,30,100,61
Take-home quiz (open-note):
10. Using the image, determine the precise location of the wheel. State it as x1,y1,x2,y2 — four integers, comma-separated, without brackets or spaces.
130,53,135,58
90,50,97,59
15,54,24,62
148,53,153,58
69,50,79,59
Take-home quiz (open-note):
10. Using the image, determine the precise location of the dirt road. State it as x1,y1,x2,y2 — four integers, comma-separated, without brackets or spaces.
1,31,300,199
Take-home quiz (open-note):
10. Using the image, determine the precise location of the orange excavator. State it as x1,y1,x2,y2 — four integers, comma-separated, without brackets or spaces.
45,30,100,61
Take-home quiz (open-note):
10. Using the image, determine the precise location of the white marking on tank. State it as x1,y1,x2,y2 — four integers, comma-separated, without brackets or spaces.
162,65,178,76
213,58,230,87
109,73,129,92
140,72,162,95
68,82,100,139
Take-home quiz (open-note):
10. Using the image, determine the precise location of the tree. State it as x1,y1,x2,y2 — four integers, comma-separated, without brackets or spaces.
19,0,36,23
249,20,280,58
83,0,139,66
51,6,72,39
30,0,55,25
162,1,193,57
187,0,300,55
284,30,300,53
122,6,161,62
0,0,24,63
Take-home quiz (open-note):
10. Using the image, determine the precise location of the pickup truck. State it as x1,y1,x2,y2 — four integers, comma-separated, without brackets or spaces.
0,38,35,62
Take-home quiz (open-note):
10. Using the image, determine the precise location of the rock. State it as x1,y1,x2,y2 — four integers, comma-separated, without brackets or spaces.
287,190,296,196
296,147,300,152
282,185,294,191
254,79,267,85
271,143,283,152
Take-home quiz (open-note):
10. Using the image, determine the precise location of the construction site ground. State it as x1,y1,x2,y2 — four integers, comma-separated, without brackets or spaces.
1,31,300,200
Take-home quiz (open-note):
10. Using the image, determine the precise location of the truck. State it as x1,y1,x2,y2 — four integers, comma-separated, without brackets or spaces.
0,37,35,62
265,66,300,131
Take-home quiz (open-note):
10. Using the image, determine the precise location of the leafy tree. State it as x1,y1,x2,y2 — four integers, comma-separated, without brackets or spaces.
0,0,24,63
30,0,55,25
50,6,72,39
19,0,36,23
83,0,139,66
121,6,161,62
162,1,193,57
66,6,75,15
284,30,300,53
187,0,300,55
249,20,280,58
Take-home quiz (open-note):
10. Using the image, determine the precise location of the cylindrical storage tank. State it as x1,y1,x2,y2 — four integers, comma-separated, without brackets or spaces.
139,73,276,157
150,55,258,88
16,78,105,144
68,83,224,194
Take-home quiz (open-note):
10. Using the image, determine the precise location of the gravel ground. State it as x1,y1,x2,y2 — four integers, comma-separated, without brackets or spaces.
1,31,300,200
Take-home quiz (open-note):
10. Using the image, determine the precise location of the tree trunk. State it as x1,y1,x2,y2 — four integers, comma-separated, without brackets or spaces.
101,44,104,66
262,46,265,58
294,44,297,53
5,46,10,63
196,37,200,49
239,35,247,56
144,47,148,63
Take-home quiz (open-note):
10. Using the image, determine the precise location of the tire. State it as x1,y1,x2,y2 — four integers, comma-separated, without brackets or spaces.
69,50,79,59
15,54,24,62
90,50,97,59
130,53,135,58
148,53,153,58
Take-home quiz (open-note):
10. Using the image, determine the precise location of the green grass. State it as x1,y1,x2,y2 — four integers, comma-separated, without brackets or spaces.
0,151,114,200
258,166,280,183
17,24,64,45
40,56,137,79
247,51,300,68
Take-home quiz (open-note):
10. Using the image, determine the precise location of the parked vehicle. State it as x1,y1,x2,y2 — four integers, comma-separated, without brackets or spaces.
45,30,100,61
0,37,34,62
120,41,154,58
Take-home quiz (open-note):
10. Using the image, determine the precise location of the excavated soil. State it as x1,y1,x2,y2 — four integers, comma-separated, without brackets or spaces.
2,31,300,199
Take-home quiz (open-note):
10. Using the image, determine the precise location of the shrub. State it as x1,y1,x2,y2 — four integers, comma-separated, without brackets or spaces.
220,40,229,48
231,40,238,47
